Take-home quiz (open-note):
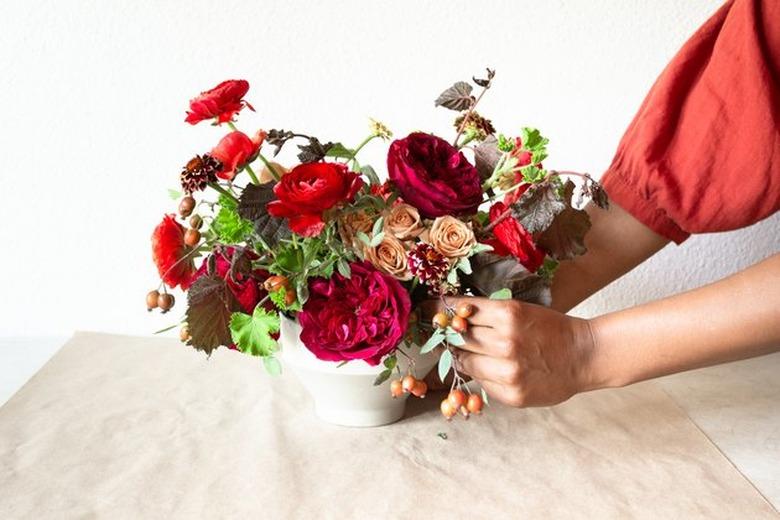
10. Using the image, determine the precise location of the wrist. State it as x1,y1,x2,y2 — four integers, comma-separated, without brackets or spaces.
572,316,621,392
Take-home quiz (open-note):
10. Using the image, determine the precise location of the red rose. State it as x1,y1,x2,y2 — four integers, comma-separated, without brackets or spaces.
267,162,363,237
488,202,546,272
387,132,482,218
298,261,411,365
151,214,195,289
210,130,263,181
185,80,252,125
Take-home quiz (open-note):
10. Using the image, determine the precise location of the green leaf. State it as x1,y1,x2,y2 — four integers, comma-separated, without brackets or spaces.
457,257,472,275
537,257,560,281
336,360,349,368
470,243,494,255
447,268,458,285
481,387,490,406
446,331,465,346
520,127,549,155
186,275,240,354
497,134,515,152
372,216,384,236
438,349,453,382
356,231,370,246
229,306,281,357
360,165,381,185
373,368,392,386
168,188,182,200
369,231,384,247
325,142,355,159
489,288,512,300
213,194,253,244
520,165,547,184
336,258,351,278
383,354,397,370
420,329,445,354
263,356,282,376
269,286,301,312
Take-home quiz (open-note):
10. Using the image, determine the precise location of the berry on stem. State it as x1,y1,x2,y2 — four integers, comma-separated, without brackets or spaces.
432,312,449,329
451,315,468,333
411,380,428,398
264,275,290,292
390,379,403,398
402,375,416,393
448,389,466,408
284,289,296,306
440,399,457,419
466,393,484,414
184,228,201,247
179,196,196,217
179,325,190,342
455,302,474,319
146,290,160,311
189,215,203,230
158,293,175,313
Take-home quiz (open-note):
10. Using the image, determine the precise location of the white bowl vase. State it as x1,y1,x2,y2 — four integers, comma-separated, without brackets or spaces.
280,317,438,427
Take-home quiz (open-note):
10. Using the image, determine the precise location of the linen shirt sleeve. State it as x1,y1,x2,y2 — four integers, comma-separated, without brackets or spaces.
601,0,780,243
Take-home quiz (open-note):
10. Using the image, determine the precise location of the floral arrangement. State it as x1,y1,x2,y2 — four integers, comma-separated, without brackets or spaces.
146,70,608,419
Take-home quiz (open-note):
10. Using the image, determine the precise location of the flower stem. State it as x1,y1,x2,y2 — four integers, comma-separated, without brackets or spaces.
209,182,238,203
453,84,490,146
257,153,281,182
244,164,261,185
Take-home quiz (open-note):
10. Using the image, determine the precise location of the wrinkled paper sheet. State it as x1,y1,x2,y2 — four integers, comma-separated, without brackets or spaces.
0,332,775,519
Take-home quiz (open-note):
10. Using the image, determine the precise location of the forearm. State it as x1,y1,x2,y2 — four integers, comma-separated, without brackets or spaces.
585,253,780,389
550,202,669,312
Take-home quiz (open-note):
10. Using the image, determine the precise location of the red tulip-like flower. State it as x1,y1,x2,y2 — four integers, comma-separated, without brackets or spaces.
185,79,252,125
387,132,482,218
488,202,546,272
151,214,195,289
210,130,264,181
267,162,364,237
298,261,411,365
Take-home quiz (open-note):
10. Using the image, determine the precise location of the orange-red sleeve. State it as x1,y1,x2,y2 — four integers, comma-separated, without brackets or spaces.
601,0,780,243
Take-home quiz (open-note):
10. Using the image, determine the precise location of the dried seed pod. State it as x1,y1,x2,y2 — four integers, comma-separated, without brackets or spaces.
179,196,196,217
184,228,201,247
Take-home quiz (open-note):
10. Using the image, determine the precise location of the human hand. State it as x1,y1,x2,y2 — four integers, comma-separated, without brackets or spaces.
421,297,601,407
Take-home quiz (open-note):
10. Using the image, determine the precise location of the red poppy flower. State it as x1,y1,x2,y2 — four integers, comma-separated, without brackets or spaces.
267,162,363,237
151,214,195,289
185,80,252,125
210,130,264,181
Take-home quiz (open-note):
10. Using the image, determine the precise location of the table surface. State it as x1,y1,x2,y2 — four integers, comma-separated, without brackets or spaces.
1,334,778,518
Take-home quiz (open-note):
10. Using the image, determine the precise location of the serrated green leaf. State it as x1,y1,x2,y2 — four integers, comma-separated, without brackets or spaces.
369,231,385,247
213,194,253,244
420,329,445,354
229,306,281,357
263,356,282,376
373,368,392,386
489,288,512,300
168,188,182,200
269,286,301,312
446,331,465,346
438,349,453,382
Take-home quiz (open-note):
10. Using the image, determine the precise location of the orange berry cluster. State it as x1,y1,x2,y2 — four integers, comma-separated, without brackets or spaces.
440,389,483,420
390,374,428,399
179,196,203,247
432,301,473,332
263,275,296,306
147,290,175,313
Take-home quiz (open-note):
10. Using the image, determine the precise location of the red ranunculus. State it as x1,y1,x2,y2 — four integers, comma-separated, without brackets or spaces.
298,261,411,365
185,80,252,125
152,214,195,289
387,132,482,218
210,130,263,181
267,162,363,237
488,202,546,272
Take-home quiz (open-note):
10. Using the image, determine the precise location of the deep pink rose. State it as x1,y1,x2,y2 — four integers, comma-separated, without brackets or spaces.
298,261,411,365
387,132,482,218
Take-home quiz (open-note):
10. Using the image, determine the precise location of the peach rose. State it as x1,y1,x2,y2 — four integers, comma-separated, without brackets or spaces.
428,216,476,259
364,234,412,280
384,203,424,240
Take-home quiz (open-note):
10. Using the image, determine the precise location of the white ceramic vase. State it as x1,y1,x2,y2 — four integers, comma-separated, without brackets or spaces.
280,317,438,427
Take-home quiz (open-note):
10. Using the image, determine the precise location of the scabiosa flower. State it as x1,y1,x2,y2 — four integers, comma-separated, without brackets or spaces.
180,154,222,194
408,243,449,286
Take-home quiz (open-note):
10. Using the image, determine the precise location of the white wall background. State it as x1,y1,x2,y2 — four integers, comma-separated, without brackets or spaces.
0,0,777,337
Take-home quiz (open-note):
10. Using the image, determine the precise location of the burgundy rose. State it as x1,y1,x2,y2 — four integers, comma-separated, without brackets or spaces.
267,162,363,237
387,132,482,218
152,214,195,289
185,79,252,125
298,261,411,365
210,130,264,181
488,202,546,272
